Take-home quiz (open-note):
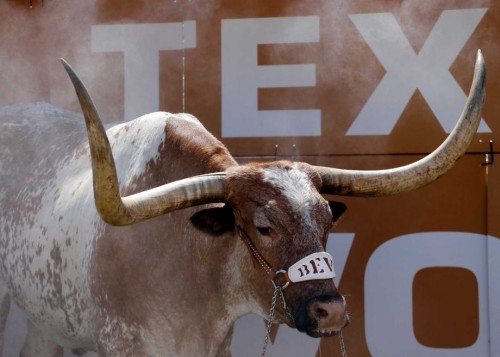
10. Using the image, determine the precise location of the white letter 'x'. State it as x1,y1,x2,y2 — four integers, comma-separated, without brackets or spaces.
347,9,490,135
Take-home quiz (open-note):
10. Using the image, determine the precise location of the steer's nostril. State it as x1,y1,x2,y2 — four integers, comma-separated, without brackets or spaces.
312,302,329,319
306,297,347,332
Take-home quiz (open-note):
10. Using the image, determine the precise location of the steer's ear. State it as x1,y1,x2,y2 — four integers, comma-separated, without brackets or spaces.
190,205,235,236
329,201,347,225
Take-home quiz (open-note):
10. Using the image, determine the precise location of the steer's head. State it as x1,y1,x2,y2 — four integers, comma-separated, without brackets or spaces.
190,161,349,336
62,50,485,337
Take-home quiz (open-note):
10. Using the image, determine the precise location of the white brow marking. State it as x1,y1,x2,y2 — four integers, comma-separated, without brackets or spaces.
262,167,316,228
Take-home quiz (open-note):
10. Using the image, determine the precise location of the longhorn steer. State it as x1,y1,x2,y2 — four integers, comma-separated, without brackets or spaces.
0,51,485,356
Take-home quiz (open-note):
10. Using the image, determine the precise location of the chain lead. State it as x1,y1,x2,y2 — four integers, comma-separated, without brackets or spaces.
261,285,280,357
277,286,294,322
339,330,348,357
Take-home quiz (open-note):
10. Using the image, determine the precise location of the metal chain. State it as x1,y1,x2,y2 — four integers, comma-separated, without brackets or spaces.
318,330,348,357
277,286,294,322
261,285,280,357
339,330,348,357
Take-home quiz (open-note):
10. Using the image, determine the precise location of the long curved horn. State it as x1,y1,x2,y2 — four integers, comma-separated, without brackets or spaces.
62,60,228,226
315,50,486,196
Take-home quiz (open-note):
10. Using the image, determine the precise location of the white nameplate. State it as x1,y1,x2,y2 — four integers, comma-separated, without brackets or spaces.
288,252,336,283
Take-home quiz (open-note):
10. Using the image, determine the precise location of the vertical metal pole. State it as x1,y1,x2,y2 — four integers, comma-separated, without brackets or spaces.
182,21,186,113
484,154,491,357
481,139,493,357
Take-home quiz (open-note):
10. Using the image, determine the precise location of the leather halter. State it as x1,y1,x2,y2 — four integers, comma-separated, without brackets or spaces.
237,227,291,289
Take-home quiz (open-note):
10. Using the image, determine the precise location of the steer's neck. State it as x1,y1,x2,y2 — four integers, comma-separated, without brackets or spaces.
90,208,253,356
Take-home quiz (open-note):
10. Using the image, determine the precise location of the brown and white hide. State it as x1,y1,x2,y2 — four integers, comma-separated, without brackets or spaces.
0,102,253,355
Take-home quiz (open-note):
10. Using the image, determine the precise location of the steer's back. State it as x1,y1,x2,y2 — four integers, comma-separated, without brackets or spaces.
0,102,101,347
0,102,86,204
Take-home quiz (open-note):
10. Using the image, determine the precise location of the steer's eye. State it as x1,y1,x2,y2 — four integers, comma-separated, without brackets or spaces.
257,226,272,236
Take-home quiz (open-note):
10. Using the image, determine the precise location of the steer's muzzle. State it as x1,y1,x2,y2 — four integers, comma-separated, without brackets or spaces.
294,293,349,337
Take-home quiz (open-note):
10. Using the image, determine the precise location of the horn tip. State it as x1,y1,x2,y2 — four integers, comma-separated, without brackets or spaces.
473,49,486,87
60,58,70,70
60,58,80,83
476,49,484,64
475,49,485,73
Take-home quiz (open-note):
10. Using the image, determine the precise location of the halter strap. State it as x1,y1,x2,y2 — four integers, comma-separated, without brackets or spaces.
237,227,290,288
